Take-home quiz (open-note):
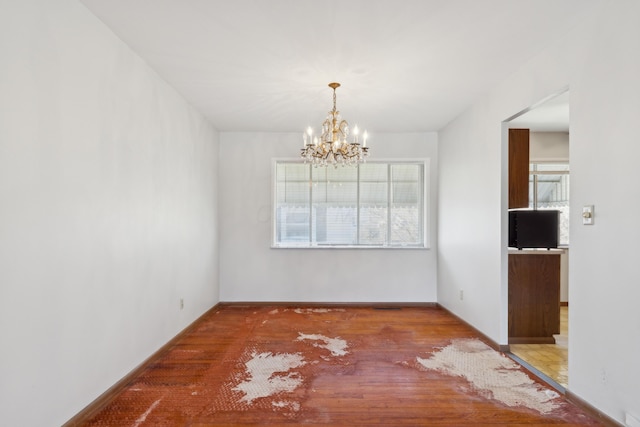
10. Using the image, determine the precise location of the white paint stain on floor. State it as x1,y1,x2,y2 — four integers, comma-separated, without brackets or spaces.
272,400,300,412
132,398,161,427
416,339,560,414
296,333,349,357
232,352,307,404
228,332,350,411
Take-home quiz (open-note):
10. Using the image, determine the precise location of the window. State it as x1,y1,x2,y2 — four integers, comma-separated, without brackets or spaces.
273,161,427,248
529,162,570,245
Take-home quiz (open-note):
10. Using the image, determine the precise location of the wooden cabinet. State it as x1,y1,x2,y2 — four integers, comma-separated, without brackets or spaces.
508,252,561,344
508,128,529,209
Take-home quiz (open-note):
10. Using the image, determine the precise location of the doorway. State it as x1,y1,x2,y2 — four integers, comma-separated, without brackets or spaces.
504,90,570,390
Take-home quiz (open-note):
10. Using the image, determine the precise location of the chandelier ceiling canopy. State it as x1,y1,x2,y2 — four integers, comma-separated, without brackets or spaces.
301,83,369,167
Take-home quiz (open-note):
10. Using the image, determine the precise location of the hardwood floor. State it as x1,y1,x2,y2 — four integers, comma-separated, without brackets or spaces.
70,305,604,426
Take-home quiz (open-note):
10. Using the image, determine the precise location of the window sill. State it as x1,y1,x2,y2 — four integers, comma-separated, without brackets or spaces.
271,244,429,250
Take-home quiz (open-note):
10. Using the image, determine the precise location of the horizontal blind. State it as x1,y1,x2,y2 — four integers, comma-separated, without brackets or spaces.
312,166,358,245
359,163,388,245
390,164,423,245
274,161,425,247
275,163,310,244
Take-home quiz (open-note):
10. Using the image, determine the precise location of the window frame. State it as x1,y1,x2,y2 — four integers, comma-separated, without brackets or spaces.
271,158,430,249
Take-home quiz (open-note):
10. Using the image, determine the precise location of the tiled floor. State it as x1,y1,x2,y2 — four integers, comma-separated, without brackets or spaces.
510,306,568,388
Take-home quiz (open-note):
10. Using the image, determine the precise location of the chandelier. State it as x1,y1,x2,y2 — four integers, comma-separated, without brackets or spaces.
301,82,369,167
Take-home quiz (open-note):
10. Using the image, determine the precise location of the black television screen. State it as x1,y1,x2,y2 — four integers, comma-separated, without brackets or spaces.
508,210,559,249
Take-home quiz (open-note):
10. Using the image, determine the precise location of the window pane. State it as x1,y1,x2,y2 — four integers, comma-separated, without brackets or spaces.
276,163,310,204
312,166,358,245
536,173,570,246
360,182,388,204
529,163,570,246
276,206,310,243
391,164,420,181
390,206,421,244
359,164,388,212
390,164,422,245
274,161,426,248
359,163,388,245
359,163,388,182
359,206,387,245
275,163,310,244
536,174,569,204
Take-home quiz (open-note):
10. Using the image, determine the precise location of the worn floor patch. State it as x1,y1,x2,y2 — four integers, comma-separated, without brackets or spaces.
416,338,560,414
223,332,351,413
297,333,349,357
232,351,307,404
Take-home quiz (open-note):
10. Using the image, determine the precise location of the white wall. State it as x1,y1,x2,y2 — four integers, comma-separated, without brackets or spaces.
219,132,437,302
0,1,219,425
438,0,640,423
530,131,569,161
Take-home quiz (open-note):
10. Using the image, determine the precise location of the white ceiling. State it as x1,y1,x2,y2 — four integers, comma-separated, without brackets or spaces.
80,0,592,133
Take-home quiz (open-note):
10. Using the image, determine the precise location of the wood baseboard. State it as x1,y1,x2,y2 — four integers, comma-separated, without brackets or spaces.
436,304,508,352
565,390,622,427
220,301,438,308
63,303,222,426
560,301,569,306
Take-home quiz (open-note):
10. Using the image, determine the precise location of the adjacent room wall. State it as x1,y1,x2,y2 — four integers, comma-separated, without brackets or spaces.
219,132,438,303
0,1,219,425
438,0,640,423
530,132,569,162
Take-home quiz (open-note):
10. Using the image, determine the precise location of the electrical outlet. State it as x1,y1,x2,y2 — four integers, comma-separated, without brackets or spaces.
180,298,184,310
459,290,464,300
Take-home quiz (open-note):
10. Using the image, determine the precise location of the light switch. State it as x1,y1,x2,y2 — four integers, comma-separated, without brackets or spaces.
582,205,594,225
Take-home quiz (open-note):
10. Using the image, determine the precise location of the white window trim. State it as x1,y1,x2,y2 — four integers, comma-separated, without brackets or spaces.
271,158,430,249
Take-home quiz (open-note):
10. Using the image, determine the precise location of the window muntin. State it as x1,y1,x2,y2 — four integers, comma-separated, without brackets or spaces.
274,161,426,248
